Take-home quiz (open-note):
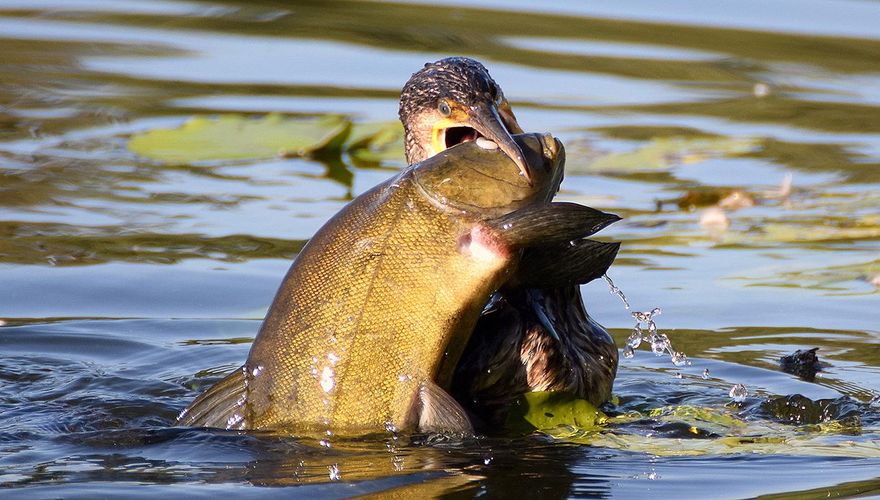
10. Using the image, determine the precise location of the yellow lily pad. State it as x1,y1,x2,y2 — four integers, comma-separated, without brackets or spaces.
506,391,607,433
128,113,351,164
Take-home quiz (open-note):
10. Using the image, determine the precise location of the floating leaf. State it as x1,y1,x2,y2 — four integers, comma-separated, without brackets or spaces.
505,391,607,433
541,404,880,458
566,136,758,175
731,258,880,293
128,113,351,164
347,120,405,166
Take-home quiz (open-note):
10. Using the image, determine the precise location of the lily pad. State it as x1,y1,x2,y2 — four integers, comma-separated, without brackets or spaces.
505,391,607,433
731,258,880,293
566,136,758,175
128,113,351,164
347,120,405,166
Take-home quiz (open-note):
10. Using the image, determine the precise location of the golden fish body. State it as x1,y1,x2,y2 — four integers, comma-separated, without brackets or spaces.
178,133,564,434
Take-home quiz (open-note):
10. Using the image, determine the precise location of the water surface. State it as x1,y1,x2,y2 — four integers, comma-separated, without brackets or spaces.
1,1,879,497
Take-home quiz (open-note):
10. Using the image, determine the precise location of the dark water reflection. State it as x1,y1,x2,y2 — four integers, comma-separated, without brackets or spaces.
1,0,879,497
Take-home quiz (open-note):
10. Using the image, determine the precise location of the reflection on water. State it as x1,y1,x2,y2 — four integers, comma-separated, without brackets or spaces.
1,0,879,496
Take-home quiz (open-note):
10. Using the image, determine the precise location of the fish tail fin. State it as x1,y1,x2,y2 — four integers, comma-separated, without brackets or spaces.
176,366,248,430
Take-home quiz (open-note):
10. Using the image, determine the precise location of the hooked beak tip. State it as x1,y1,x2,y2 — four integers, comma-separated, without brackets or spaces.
515,154,532,185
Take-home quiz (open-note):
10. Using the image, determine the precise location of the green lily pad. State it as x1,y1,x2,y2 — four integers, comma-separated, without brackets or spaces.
566,136,758,175
505,391,607,433
128,113,351,164
347,120,406,166
732,258,880,293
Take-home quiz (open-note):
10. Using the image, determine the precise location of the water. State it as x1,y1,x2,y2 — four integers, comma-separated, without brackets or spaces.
2,0,880,497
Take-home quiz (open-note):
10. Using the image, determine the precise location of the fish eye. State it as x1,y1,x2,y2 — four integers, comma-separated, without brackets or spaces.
438,100,451,116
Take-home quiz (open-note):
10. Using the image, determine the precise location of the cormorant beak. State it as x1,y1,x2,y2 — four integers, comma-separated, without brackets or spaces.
466,102,532,185
431,99,532,185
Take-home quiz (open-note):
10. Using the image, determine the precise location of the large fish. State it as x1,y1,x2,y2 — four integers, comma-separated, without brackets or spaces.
397,57,621,428
178,133,618,435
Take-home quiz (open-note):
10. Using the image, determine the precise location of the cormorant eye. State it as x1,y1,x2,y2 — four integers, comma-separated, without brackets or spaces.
438,100,452,116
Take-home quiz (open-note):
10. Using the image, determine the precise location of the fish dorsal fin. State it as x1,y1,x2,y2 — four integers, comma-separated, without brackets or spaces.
518,239,620,288
176,366,248,430
417,380,474,435
485,202,620,249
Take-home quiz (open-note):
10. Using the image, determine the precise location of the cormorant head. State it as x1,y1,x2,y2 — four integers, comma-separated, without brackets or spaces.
399,57,530,183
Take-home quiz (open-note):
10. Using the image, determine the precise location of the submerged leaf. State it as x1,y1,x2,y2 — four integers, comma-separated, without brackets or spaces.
128,114,351,163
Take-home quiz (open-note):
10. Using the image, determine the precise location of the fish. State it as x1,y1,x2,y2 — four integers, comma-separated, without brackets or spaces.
396,57,621,428
177,133,617,435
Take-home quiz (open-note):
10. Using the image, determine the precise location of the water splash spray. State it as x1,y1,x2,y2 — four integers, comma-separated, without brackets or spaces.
604,274,690,367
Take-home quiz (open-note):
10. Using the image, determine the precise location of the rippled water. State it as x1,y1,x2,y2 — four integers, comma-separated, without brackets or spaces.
1,1,879,497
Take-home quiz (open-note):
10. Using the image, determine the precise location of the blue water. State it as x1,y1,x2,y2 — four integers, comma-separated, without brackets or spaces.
1,0,879,496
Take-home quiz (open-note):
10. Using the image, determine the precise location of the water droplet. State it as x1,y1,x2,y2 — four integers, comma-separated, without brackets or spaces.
647,471,660,480
650,334,669,355
702,368,710,380
251,365,263,377
670,351,689,366
327,352,339,365
603,274,630,309
384,421,398,433
328,464,341,481
626,330,642,349
729,383,748,402
320,366,335,393
392,455,405,471
753,82,771,98
225,413,244,429
319,439,332,448
623,345,635,358
483,457,493,465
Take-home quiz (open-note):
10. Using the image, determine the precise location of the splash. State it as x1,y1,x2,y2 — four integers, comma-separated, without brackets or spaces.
328,464,341,481
605,275,690,367
729,384,748,402
603,274,630,310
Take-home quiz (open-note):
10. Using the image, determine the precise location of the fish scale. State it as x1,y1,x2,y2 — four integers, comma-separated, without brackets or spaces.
247,173,506,432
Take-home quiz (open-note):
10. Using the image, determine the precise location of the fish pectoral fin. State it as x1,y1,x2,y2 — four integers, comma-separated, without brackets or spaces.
486,202,620,248
176,366,248,430
517,239,620,288
417,380,474,435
